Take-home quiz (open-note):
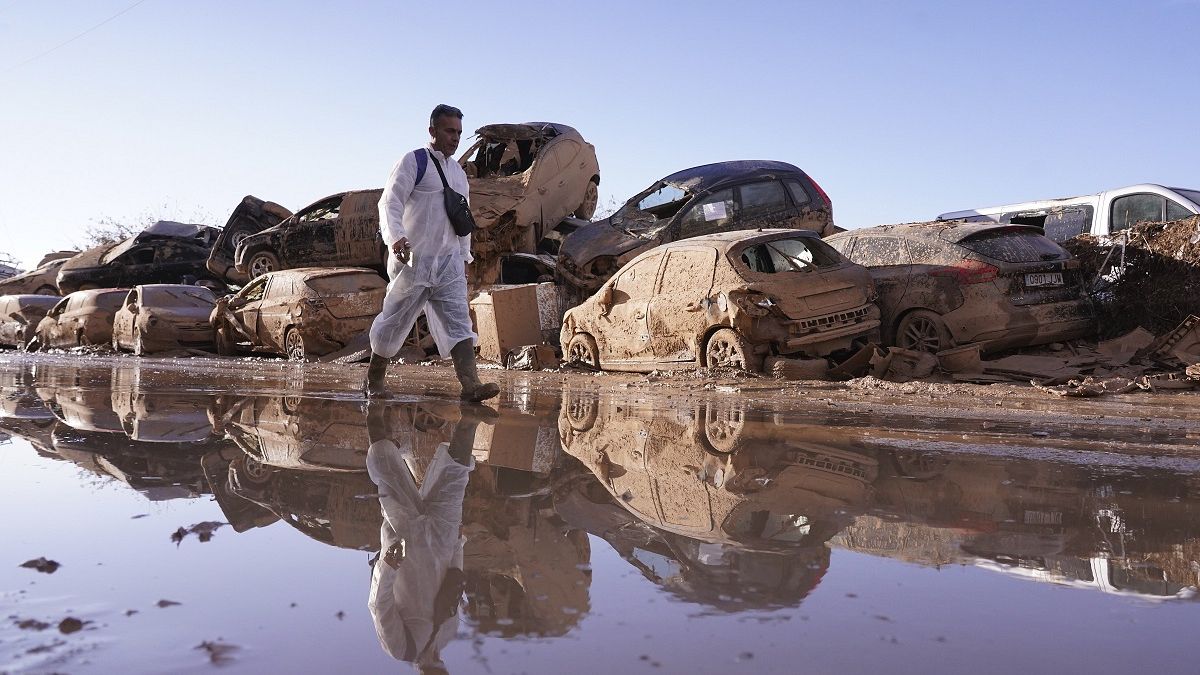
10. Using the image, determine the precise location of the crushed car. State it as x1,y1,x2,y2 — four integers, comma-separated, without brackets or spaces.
560,229,880,373
227,122,598,287
30,289,128,350
57,221,222,295
112,284,217,355
211,267,385,361
0,295,60,349
206,196,294,285
825,222,1095,353
557,160,837,302
0,257,71,296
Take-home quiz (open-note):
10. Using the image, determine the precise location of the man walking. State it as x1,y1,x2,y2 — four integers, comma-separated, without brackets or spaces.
365,104,499,402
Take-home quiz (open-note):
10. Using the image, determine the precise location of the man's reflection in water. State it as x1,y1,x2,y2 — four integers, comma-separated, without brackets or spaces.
366,400,491,674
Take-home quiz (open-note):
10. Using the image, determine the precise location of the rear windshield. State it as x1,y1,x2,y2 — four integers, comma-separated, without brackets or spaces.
144,287,216,308
737,236,843,273
305,273,384,295
959,230,1068,263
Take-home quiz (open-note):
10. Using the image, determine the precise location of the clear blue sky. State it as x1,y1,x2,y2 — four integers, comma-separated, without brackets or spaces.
1,0,1197,269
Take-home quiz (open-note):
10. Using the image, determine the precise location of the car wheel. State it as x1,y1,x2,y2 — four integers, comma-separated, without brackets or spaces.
564,390,599,432
895,309,951,354
565,332,599,368
284,327,307,362
702,404,745,454
215,324,237,356
35,285,57,296
247,251,279,279
231,454,272,486
704,328,760,372
574,179,599,220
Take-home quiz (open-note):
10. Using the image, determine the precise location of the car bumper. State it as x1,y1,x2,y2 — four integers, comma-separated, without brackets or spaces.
960,300,1095,352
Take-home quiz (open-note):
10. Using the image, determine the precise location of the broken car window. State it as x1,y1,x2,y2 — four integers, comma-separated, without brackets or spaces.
296,196,343,223
959,230,1068,263
614,183,692,236
1042,205,1094,241
240,278,268,303
638,185,687,212
678,189,735,235
739,237,842,273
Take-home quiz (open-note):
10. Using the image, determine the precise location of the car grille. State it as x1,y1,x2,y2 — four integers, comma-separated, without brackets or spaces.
791,305,873,334
792,451,871,480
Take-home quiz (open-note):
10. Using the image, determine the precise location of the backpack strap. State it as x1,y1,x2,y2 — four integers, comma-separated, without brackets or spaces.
414,148,428,186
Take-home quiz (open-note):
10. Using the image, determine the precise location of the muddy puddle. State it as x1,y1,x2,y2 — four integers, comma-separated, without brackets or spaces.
2,353,1199,673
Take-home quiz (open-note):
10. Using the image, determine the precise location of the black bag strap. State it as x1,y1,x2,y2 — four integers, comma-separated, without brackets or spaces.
426,149,451,190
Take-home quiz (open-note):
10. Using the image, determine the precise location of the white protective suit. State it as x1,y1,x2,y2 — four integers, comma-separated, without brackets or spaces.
367,434,472,668
369,145,477,359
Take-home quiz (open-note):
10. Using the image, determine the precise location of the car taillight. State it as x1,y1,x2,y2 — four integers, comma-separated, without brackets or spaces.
808,176,832,210
929,259,999,285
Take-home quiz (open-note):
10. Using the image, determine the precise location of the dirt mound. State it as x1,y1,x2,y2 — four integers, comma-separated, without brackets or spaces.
1063,216,1200,338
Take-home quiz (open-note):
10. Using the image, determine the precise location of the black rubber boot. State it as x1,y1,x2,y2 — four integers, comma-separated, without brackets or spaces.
450,340,499,402
364,353,392,399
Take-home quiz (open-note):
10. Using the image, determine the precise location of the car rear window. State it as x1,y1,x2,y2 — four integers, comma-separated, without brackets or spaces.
738,237,843,273
958,230,1068,262
305,273,384,295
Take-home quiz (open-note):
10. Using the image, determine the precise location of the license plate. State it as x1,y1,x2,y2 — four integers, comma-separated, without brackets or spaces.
1025,272,1063,287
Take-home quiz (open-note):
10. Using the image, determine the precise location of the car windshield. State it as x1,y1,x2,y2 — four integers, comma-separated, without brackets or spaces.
144,287,216,308
613,182,693,238
958,229,1068,263
99,238,137,265
737,237,843,273
305,273,385,295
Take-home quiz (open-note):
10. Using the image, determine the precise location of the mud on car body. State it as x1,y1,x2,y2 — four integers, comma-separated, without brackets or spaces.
560,229,879,374
557,160,836,302
825,222,1095,353
207,196,294,285
211,267,385,361
31,288,128,350
56,222,222,295
112,284,217,355
0,258,70,296
0,294,60,349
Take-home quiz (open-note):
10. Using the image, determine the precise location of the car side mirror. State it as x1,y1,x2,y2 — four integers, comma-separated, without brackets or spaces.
598,284,613,309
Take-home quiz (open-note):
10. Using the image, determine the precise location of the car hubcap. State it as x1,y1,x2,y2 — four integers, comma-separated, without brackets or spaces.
581,184,598,216
250,255,274,277
286,332,303,360
568,339,594,364
708,338,745,368
901,318,940,352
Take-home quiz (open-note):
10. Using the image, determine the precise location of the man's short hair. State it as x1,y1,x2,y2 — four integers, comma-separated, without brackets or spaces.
429,104,463,128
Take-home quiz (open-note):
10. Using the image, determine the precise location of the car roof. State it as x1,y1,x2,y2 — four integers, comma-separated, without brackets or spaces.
474,122,579,139
270,266,380,280
642,229,821,255
662,160,806,192
827,220,1045,244
66,288,128,301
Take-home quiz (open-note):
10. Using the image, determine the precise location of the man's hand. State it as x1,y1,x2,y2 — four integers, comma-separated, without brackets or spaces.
392,238,411,263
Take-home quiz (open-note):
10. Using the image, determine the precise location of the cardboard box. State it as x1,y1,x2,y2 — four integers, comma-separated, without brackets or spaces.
472,412,560,473
470,284,543,362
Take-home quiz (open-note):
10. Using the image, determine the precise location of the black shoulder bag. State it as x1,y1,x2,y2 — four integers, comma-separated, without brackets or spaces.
426,149,476,237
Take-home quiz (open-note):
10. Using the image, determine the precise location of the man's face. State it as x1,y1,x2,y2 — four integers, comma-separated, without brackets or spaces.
429,116,462,156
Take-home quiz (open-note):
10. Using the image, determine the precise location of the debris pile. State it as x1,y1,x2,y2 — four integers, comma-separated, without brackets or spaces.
1063,216,1200,337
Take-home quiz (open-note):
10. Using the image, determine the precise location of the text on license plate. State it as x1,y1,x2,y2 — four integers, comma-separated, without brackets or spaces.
1025,272,1064,287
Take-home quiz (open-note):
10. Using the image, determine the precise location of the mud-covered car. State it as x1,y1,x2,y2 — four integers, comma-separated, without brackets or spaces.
112,284,217,355
211,267,385,360
30,289,127,350
57,221,222,295
557,160,836,300
0,257,71,296
560,230,879,373
825,222,1095,353
0,294,60,349
460,122,599,256
222,395,369,472
206,196,294,285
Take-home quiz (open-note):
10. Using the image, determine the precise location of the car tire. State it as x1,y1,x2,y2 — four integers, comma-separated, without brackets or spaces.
284,327,307,362
895,309,951,354
574,179,600,220
35,285,57,296
231,454,272,487
701,404,745,455
247,250,279,279
564,389,599,432
565,332,599,368
704,328,761,372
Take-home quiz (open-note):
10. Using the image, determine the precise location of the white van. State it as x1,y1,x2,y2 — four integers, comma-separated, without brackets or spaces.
938,184,1200,242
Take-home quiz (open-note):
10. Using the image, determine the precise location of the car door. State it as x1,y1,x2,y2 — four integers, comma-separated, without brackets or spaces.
539,137,584,225
597,253,662,364
284,196,342,266
40,299,68,347
56,297,82,346
735,179,794,228
118,245,156,286
113,289,138,348
842,235,912,331
230,276,269,345
672,188,736,241
257,275,294,351
647,247,717,363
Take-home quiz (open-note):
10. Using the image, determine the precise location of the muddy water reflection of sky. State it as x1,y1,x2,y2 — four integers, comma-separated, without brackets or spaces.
2,359,1198,674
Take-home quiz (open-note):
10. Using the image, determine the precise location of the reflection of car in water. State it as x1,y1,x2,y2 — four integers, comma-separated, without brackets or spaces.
221,395,370,472
557,395,877,608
